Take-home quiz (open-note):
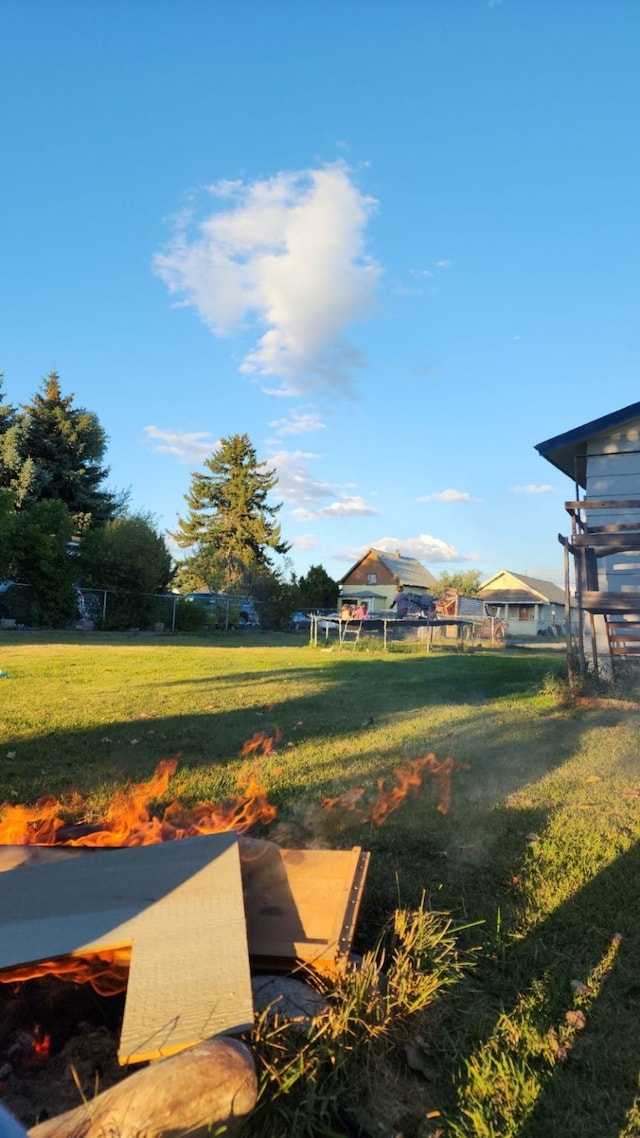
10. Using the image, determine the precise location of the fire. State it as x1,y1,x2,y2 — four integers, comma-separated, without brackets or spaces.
1,950,131,995
239,727,282,756
0,742,462,997
0,756,277,994
0,757,276,849
322,752,463,823
30,1026,51,1060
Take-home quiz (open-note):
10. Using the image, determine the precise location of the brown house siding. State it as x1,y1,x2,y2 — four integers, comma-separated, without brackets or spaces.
342,551,397,587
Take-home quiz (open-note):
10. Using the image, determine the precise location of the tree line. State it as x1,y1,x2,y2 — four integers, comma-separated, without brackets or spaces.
0,372,339,629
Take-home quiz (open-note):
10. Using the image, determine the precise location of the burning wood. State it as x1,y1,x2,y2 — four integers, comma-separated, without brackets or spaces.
0,758,276,848
0,740,463,1133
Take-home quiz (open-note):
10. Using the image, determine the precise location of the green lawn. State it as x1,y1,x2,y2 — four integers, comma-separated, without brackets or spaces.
1,632,639,1137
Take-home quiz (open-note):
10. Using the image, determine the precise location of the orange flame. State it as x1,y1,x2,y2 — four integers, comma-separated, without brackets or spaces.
239,727,282,757
1,950,132,995
322,752,463,823
31,1026,51,1060
0,756,277,993
0,757,276,848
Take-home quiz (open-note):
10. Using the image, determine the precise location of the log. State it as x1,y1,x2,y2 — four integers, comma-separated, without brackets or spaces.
27,1036,257,1138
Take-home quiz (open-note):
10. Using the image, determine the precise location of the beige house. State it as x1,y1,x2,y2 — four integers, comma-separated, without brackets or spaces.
338,548,438,613
478,570,569,638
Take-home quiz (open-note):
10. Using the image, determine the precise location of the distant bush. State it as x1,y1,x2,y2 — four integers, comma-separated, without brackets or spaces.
174,599,210,632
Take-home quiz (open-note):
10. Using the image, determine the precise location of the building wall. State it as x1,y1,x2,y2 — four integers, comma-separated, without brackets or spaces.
584,419,640,671
586,420,640,594
490,601,556,637
342,552,397,612
342,550,397,588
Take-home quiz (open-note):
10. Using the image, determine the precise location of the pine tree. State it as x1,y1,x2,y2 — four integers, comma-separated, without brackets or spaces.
297,564,339,611
0,373,18,487
172,434,290,592
10,372,116,527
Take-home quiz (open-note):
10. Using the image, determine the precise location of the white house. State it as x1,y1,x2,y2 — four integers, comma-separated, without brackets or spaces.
477,570,569,638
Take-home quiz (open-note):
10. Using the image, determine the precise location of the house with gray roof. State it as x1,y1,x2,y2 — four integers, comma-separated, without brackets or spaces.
478,570,571,638
536,400,640,674
339,548,438,613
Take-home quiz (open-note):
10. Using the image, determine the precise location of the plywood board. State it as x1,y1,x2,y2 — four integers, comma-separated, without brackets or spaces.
0,834,253,1064
241,843,370,972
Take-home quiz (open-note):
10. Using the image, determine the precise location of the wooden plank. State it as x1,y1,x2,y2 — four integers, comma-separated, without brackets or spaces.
0,834,253,1064
571,534,640,551
565,499,640,511
241,844,370,973
586,523,640,534
582,591,640,614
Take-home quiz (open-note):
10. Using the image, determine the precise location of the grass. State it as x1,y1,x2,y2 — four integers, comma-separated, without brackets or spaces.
1,631,640,1136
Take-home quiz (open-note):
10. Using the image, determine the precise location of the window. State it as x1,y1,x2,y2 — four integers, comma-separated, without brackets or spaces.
518,605,534,621
367,572,377,584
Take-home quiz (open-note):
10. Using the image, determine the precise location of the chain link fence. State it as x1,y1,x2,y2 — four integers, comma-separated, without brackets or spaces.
0,583,265,633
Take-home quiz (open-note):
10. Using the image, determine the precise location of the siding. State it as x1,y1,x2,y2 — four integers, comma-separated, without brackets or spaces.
586,422,640,593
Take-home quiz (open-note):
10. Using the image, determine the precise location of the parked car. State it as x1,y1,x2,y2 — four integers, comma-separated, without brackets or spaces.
316,612,340,632
182,592,261,627
290,611,312,630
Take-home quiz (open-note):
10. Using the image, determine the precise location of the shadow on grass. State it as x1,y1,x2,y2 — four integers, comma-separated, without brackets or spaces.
442,838,640,1138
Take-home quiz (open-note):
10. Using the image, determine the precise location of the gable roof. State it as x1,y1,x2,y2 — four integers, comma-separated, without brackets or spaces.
535,401,640,489
339,548,438,589
478,570,565,606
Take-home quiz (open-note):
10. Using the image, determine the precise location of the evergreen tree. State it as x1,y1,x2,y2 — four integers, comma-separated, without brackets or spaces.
0,374,19,489
172,434,290,592
3,372,116,527
297,564,339,611
0,374,15,436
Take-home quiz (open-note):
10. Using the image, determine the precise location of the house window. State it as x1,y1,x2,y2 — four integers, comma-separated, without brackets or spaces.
519,605,535,621
367,572,377,584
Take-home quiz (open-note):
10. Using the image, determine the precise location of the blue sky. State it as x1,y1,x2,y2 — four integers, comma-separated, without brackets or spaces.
2,0,639,588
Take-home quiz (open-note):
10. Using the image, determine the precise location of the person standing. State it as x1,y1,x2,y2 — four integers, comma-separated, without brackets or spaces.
390,584,409,618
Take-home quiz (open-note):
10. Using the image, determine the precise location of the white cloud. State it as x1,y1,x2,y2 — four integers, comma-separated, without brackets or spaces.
436,259,452,269
417,488,483,503
293,495,379,522
510,484,556,494
270,450,377,523
269,408,326,436
154,162,381,395
372,534,462,563
292,533,317,550
144,425,218,462
269,449,334,506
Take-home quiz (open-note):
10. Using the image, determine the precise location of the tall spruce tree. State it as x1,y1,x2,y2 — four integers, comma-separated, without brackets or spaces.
3,372,116,528
0,374,18,487
172,433,290,592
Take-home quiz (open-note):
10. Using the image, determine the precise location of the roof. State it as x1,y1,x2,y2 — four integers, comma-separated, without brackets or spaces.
478,571,566,606
535,401,640,489
339,548,438,588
